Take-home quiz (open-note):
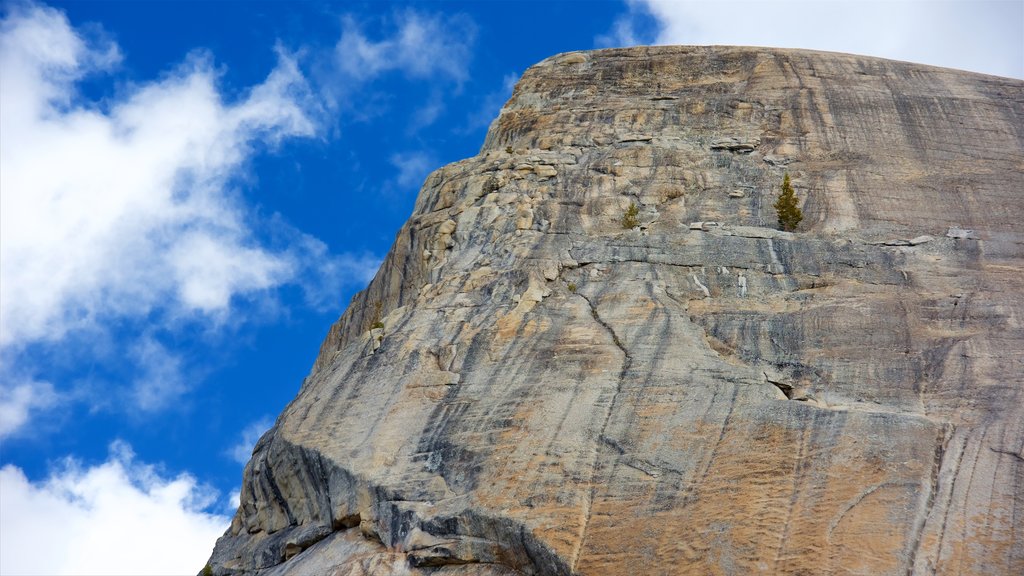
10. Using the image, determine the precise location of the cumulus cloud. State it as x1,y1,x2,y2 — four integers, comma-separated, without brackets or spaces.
0,441,229,576
0,4,388,435
606,0,1023,79
334,10,476,85
0,3,321,349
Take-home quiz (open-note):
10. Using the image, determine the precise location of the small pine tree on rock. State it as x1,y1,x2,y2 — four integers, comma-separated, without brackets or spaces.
773,173,803,231
621,202,640,229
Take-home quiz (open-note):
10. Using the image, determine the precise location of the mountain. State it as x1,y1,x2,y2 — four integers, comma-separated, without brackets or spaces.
206,46,1024,575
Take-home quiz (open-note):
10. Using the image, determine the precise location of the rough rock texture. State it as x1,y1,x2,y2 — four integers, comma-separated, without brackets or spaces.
208,47,1024,575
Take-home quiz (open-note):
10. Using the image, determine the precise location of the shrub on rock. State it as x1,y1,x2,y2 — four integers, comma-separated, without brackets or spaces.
774,173,803,231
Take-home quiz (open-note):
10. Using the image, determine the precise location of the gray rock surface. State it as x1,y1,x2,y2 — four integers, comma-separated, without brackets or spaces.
207,46,1024,575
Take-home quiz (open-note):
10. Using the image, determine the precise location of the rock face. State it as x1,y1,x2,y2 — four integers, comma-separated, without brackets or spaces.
207,47,1024,575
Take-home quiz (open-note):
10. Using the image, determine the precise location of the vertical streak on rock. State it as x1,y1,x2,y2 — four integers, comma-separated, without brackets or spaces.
571,291,631,573
921,431,969,576
906,423,954,575
773,414,814,573
955,427,990,575
693,384,740,489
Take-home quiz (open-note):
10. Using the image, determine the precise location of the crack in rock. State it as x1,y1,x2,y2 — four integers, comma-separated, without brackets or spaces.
571,291,632,572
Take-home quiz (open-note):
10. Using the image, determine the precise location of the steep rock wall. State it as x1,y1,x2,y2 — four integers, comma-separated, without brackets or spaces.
208,46,1024,576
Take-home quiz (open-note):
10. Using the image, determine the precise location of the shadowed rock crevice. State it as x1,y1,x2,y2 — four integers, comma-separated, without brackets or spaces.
214,431,572,576
763,371,795,400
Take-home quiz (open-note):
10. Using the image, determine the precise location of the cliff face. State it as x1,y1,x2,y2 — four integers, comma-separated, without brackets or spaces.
208,47,1024,575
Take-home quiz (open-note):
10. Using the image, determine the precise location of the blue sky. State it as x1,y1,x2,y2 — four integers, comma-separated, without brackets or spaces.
0,1,1020,574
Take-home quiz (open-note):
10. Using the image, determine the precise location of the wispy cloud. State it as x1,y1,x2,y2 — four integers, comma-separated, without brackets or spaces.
390,151,436,191
227,416,273,465
409,90,446,133
130,336,189,412
596,1,657,48
0,441,229,575
606,0,1022,79
300,246,382,311
463,72,518,134
0,378,59,440
334,10,476,86
316,8,477,128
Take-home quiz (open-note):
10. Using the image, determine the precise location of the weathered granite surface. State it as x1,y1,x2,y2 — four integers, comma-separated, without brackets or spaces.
207,46,1024,575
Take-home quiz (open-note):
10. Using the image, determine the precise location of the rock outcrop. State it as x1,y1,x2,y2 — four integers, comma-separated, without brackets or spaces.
207,46,1024,575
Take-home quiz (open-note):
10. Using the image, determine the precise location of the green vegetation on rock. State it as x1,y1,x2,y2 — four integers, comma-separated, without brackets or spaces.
773,173,803,231
621,202,639,229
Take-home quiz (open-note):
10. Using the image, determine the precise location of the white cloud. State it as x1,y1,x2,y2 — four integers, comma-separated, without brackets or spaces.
0,4,387,434
0,379,59,439
0,3,319,349
334,10,476,85
228,489,242,513
0,441,229,576
169,231,295,313
228,416,273,464
610,0,1023,79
